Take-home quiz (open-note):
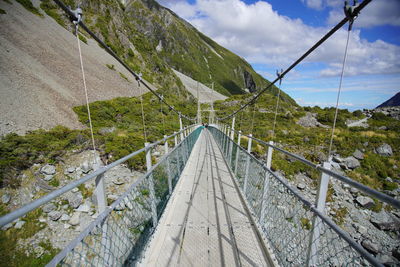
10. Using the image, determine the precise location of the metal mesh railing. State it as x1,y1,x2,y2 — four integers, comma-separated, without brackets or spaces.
49,127,202,266
209,126,381,267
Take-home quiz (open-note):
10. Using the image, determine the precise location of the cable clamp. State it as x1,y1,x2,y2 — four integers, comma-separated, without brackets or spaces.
70,6,82,34
344,0,359,31
136,72,142,86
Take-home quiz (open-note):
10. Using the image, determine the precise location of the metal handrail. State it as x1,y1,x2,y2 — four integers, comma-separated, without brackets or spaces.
209,126,383,267
0,125,197,227
224,126,400,209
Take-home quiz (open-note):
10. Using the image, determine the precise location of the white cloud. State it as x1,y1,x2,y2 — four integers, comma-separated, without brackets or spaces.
327,0,400,27
161,0,400,77
301,0,323,10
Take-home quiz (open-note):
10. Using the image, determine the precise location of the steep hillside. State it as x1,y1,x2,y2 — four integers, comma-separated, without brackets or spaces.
39,0,296,102
377,92,400,108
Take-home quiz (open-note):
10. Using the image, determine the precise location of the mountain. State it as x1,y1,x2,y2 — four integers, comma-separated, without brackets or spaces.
40,0,296,101
376,92,400,108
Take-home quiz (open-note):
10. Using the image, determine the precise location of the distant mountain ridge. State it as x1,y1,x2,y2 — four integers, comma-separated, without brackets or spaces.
376,92,400,108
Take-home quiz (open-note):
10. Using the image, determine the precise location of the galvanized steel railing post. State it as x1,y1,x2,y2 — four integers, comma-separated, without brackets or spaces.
164,135,172,195
306,161,331,266
94,162,107,214
179,115,184,142
229,117,235,166
243,134,252,194
145,142,158,227
234,130,242,175
260,141,273,225
174,132,178,147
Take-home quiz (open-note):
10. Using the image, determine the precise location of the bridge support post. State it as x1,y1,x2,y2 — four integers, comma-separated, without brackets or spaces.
174,132,178,147
164,135,172,195
94,162,107,214
306,161,331,266
260,141,273,225
234,131,242,175
145,142,158,228
179,115,184,142
224,126,230,156
243,134,252,194
229,117,235,166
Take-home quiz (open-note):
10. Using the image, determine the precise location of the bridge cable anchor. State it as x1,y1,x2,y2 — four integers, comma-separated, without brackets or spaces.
344,0,360,31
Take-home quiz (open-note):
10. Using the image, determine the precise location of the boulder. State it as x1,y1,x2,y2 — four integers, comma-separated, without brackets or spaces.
76,202,91,213
376,143,393,156
42,203,56,213
113,178,125,185
48,211,62,221
81,161,92,174
297,183,306,190
343,156,360,169
2,223,13,230
67,167,75,173
60,214,70,221
370,211,400,231
69,212,80,226
355,196,374,208
41,164,56,175
43,174,54,181
352,149,364,160
376,254,396,266
361,240,380,255
68,193,83,209
14,220,25,229
2,194,11,204
297,113,328,128
99,127,116,135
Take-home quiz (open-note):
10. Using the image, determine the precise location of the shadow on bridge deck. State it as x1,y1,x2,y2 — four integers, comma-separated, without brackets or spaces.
140,130,274,266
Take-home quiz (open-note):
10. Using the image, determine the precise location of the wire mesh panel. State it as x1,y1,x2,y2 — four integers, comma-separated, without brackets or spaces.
208,126,378,267
54,127,203,266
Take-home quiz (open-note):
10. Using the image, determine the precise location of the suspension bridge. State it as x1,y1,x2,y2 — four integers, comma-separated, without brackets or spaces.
1,0,399,266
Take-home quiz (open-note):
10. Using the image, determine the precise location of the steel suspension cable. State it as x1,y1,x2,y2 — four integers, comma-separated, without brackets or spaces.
52,0,196,122
139,86,147,143
76,28,97,164
216,0,372,121
272,73,283,139
328,27,352,158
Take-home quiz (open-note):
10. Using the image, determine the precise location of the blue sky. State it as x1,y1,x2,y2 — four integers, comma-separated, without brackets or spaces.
158,0,400,110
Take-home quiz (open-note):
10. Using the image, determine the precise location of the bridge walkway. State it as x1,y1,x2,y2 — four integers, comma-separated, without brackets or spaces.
140,129,272,266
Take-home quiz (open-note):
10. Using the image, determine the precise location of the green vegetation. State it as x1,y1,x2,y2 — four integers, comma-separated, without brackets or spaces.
78,34,88,44
332,207,348,226
300,217,312,230
106,64,116,71
0,8,6,14
15,0,42,17
119,72,130,82
0,208,59,267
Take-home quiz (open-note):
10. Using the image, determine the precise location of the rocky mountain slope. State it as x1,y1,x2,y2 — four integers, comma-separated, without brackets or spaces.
377,92,400,108
0,1,151,136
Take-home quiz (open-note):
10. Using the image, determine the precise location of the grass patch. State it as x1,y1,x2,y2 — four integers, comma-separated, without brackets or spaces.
15,0,42,17
106,64,116,71
119,72,130,82
333,207,348,226
300,217,312,230
78,34,88,44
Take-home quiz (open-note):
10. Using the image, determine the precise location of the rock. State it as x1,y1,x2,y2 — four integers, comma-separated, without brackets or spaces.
296,113,328,128
363,142,369,147
98,127,116,135
76,202,91,213
113,179,125,185
355,196,374,208
2,223,13,230
60,214,70,221
42,203,56,213
353,149,364,160
115,202,126,211
41,164,56,175
386,177,393,183
350,187,359,196
361,240,380,255
332,156,343,163
14,220,25,229
81,161,92,174
376,143,393,156
43,174,54,181
378,126,387,130
48,211,62,221
377,254,396,266
69,212,80,226
72,188,79,193
297,183,306,190
2,194,11,204
34,246,45,258
392,247,400,261
68,193,83,209
303,136,310,142
67,167,75,173
370,211,400,231
343,156,360,169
